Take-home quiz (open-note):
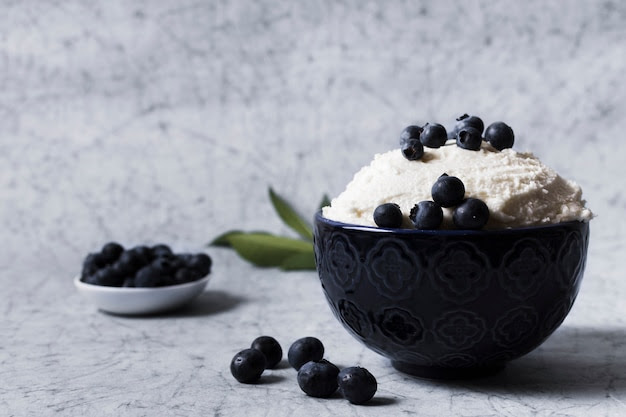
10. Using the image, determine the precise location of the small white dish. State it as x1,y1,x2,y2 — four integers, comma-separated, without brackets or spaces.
74,275,210,315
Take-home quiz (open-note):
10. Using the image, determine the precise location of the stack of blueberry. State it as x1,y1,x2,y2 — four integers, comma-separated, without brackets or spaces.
374,174,490,230
400,113,515,160
230,336,377,405
81,242,212,287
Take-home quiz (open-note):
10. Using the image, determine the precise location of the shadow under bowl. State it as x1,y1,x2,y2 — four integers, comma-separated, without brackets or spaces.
313,211,589,379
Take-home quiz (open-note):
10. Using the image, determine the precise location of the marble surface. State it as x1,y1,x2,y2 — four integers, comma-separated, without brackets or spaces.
1,0,625,415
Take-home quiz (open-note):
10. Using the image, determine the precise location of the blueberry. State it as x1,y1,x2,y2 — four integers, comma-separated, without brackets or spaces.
431,174,465,208
337,366,377,405
174,268,197,284
453,198,490,230
401,138,424,161
373,203,403,228
420,123,448,148
134,245,154,262
134,265,162,287
288,337,325,370
152,256,177,274
455,113,484,134
456,126,483,151
116,249,148,276
81,253,102,279
149,257,180,286
399,125,423,145
171,253,188,268
409,201,443,230
230,348,266,384
158,275,177,287
110,259,134,277
100,242,124,264
297,360,340,398
122,277,135,287
485,121,514,150
110,261,133,278
152,244,173,258
251,336,283,369
84,274,100,285
90,266,124,287
177,253,194,264
187,253,212,276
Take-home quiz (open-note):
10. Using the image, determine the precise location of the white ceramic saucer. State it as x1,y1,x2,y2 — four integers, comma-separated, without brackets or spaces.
74,275,210,315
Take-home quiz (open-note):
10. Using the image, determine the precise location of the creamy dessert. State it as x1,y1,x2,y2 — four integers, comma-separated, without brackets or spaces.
323,117,592,230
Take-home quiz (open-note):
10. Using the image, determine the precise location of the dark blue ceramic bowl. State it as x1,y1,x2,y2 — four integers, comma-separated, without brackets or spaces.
314,211,589,379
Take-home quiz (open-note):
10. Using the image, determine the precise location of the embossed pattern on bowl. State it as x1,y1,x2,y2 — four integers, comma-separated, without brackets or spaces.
314,212,589,379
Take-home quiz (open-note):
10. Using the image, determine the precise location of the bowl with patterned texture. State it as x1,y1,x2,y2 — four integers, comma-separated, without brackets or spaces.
313,211,590,379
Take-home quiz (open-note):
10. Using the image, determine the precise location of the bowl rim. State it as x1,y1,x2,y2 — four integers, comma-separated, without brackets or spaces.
73,274,210,293
314,210,589,236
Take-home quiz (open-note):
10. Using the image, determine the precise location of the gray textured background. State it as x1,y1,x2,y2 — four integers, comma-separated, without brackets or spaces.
2,1,625,416
2,0,623,265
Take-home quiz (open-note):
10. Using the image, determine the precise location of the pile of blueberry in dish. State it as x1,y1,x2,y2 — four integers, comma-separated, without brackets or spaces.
231,336,377,405
81,242,212,287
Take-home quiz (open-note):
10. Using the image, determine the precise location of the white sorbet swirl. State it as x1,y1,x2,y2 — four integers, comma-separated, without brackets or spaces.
322,142,593,229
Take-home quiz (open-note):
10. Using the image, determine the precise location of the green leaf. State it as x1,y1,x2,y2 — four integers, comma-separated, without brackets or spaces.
280,251,316,270
209,230,271,247
226,232,314,267
269,187,313,241
210,230,243,247
318,194,331,209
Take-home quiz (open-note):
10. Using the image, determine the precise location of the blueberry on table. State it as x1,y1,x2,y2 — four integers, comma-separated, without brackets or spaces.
431,174,465,208
337,366,377,405
409,201,443,230
230,348,266,384
100,242,124,264
455,113,485,134
399,125,423,145
251,336,283,369
297,360,340,398
485,121,514,150
420,123,448,148
456,126,483,151
401,138,424,161
373,203,403,228
453,198,490,230
288,337,325,370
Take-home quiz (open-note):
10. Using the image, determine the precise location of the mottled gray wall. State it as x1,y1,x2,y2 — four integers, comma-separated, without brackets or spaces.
1,0,624,271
